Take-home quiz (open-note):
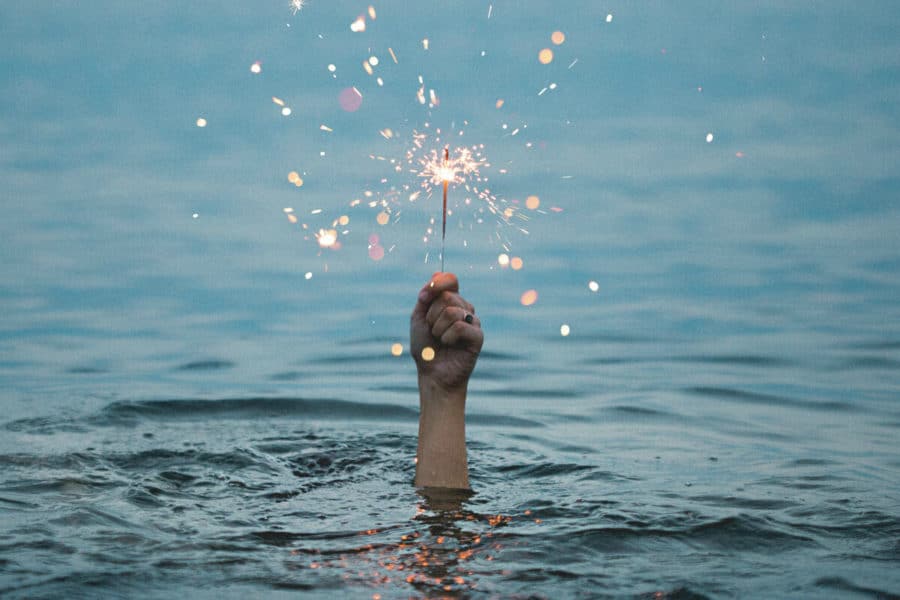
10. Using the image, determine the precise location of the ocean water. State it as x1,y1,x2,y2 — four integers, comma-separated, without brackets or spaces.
2,2,900,598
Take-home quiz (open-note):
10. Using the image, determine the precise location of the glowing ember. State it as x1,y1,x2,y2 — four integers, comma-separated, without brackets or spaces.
560,324,571,336
421,347,435,361
498,253,510,267
391,343,403,356
281,107,292,116
551,31,565,45
706,132,714,143
316,228,338,248
290,0,304,14
350,16,366,32
510,257,523,270
368,5,376,19
304,271,313,280
526,195,540,210
195,117,207,128
520,289,538,306
250,61,262,74
606,13,613,23
495,99,504,109
272,97,285,106
538,48,554,64
588,280,600,292
327,63,336,72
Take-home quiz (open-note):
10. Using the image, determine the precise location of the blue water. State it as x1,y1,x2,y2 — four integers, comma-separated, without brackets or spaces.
2,2,900,597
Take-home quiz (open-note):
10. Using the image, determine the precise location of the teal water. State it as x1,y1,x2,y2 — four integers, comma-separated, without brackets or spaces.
2,2,900,597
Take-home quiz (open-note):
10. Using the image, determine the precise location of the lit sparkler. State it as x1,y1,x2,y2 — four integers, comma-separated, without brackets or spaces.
366,127,530,268
441,147,449,270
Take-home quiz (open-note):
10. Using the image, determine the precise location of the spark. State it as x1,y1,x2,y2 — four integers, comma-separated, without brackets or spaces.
364,127,532,267
290,0,304,15
315,228,338,248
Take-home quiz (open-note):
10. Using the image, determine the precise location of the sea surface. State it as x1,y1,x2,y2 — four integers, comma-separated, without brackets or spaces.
2,2,900,598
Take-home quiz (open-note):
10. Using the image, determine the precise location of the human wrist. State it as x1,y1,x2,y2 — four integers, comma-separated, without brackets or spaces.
417,372,469,405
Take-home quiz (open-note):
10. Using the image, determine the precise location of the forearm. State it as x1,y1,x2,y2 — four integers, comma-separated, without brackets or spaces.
415,375,469,489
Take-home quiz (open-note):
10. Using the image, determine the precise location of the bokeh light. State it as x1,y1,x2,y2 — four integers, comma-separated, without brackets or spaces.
520,289,538,306
339,87,363,112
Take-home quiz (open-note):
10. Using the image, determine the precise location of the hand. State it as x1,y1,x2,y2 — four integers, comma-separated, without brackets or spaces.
410,272,484,393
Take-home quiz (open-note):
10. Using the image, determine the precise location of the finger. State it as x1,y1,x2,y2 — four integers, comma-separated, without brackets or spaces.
412,273,449,325
440,319,485,351
416,272,459,307
431,305,469,339
426,291,468,328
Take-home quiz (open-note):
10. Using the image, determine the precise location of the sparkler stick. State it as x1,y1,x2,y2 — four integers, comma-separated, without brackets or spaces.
441,146,449,272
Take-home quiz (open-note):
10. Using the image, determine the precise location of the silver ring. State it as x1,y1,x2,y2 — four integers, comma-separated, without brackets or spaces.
464,313,474,324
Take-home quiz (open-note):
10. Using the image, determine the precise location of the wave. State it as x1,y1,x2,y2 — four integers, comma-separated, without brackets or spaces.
683,386,857,412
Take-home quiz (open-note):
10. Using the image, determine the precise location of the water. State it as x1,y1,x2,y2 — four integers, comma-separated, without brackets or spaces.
2,2,900,597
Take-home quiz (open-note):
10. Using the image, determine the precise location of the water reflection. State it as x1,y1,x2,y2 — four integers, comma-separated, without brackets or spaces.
286,487,516,596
